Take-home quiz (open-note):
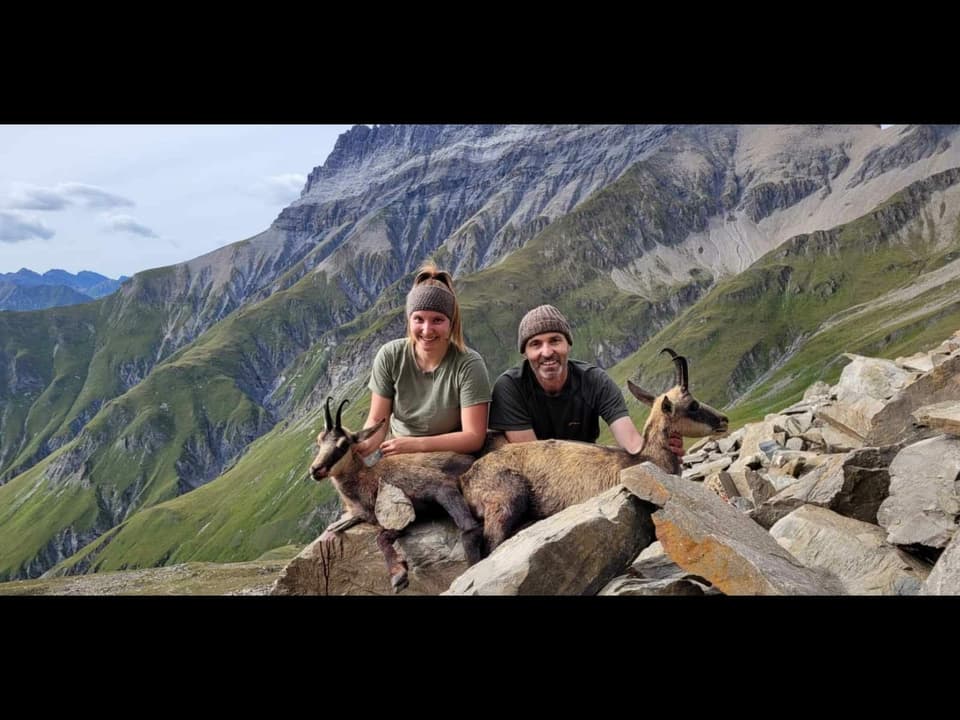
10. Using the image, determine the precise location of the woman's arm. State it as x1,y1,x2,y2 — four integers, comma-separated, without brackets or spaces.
353,392,392,457
380,402,489,456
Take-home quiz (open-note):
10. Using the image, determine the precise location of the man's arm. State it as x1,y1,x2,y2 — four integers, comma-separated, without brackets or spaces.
609,416,684,457
489,371,536,443
609,416,644,454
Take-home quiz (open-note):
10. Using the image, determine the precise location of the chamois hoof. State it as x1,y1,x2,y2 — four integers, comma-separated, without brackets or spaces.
391,570,409,593
319,529,337,543
462,526,483,565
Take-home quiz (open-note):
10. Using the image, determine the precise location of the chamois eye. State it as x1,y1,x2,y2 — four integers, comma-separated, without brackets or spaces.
689,401,700,411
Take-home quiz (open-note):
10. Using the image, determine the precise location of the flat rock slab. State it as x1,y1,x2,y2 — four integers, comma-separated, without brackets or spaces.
621,462,844,595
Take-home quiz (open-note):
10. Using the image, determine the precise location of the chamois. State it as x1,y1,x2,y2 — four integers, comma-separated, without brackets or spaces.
309,396,483,592
459,348,729,554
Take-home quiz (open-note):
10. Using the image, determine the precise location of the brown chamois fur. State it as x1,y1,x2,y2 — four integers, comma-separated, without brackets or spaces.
309,397,482,592
459,348,728,555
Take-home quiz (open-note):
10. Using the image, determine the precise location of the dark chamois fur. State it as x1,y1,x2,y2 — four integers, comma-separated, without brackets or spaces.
459,348,729,555
309,396,482,592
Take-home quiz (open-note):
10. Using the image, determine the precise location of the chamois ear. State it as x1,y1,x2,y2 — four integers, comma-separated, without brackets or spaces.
354,417,387,442
627,380,655,406
660,395,673,416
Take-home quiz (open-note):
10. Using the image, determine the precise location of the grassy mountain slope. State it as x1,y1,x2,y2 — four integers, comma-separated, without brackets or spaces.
604,167,960,436
0,302,100,482
0,271,353,579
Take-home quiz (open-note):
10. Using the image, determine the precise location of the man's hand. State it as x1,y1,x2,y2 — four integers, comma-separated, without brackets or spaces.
668,432,684,459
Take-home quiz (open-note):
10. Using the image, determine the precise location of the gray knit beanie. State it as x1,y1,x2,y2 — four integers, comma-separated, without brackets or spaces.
517,304,573,353
406,283,456,320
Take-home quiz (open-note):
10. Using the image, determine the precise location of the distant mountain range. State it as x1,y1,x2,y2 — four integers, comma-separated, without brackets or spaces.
0,269,128,311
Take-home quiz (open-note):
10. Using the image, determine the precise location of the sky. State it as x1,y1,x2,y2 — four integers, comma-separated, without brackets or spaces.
0,125,355,278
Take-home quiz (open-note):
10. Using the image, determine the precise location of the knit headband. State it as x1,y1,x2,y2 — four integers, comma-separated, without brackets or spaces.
406,283,456,320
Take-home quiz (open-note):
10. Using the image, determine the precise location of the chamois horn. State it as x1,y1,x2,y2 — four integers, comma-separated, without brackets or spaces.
324,396,334,431
335,398,349,430
659,347,688,392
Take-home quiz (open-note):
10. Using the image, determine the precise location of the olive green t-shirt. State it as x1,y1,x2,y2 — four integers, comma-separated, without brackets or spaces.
369,339,491,437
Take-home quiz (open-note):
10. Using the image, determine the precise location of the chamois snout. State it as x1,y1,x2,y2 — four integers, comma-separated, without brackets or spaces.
310,460,330,481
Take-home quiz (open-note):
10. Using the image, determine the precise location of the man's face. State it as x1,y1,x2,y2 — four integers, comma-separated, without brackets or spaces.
524,332,570,391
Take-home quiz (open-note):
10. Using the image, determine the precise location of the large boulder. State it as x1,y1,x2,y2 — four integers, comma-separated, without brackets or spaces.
270,519,468,595
877,435,960,548
621,462,844,595
770,504,930,595
445,486,655,595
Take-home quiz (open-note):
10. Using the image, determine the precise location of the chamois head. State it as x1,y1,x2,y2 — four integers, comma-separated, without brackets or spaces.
627,348,728,438
309,396,386,481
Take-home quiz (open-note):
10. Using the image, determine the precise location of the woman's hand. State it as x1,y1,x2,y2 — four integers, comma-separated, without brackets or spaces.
379,436,424,456
353,434,381,458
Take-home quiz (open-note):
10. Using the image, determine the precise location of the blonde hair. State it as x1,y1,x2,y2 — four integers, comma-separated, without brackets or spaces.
406,262,465,352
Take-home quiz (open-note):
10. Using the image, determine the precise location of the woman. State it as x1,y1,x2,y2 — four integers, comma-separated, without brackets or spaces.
355,262,491,459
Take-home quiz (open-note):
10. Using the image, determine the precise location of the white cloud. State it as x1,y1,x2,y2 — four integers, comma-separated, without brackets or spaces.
61,183,135,209
253,173,307,205
0,211,55,243
0,125,352,276
100,213,158,238
3,182,134,211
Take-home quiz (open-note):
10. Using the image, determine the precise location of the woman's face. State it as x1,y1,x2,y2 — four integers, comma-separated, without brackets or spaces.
409,310,451,351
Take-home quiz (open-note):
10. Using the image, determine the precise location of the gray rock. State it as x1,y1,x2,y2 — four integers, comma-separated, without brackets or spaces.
622,462,844,595
911,401,960,437
717,430,743,454
784,412,814,437
270,519,468,596
770,505,930,595
895,352,935,373
867,354,960,445
374,481,416,530
921,529,960,595
817,422,865,452
877,435,960,548
754,446,898,529
727,466,777,505
681,450,711,466
803,381,833,401
445,486,654,595
598,576,708,596
682,455,733,481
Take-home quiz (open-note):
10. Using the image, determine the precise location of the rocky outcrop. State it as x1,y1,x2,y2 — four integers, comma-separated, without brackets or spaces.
621,462,843,595
270,520,470,596
876,435,960,548
769,505,930,595
445,487,655,595
847,125,956,188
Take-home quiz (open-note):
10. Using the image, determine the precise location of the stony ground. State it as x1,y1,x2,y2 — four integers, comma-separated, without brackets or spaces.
0,546,302,595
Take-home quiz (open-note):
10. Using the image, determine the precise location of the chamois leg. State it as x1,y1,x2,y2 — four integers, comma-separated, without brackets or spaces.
432,485,483,565
375,528,408,593
479,469,528,556
319,513,363,542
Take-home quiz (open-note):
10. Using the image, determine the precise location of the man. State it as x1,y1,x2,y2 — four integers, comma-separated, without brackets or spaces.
488,304,682,457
